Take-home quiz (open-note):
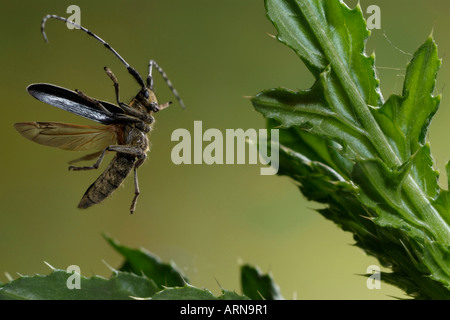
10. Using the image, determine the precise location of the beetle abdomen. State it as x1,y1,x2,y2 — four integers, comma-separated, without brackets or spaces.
78,154,135,209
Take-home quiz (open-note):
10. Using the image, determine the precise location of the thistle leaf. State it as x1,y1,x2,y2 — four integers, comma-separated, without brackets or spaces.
150,284,249,300
103,234,188,289
241,264,283,300
0,270,159,300
253,0,450,298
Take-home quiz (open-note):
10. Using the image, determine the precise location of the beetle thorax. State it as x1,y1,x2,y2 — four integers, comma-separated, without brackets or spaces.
124,125,149,152
130,88,159,115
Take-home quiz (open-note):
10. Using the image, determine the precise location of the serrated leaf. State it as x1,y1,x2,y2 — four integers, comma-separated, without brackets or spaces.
240,264,283,300
373,38,441,199
392,38,440,147
150,284,249,300
253,73,378,162
266,0,382,110
254,0,450,298
104,234,187,289
434,162,450,227
0,269,158,300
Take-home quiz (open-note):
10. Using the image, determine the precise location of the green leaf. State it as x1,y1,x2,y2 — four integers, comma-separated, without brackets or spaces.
104,234,187,289
241,264,283,300
253,78,378,161
373,38,441,199
0,234,282,300
266,0,382,110
150,284,249,300
0,269,158,300
253,0,450,298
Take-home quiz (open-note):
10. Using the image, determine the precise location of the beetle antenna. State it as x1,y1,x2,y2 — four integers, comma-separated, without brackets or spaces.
41,14,146,89
148,60,185,109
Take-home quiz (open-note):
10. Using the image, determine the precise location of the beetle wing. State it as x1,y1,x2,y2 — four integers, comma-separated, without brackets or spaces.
14,122,120,152
27,83,124,124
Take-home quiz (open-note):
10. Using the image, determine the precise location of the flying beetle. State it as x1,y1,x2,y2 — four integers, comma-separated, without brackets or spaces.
14,15,185,214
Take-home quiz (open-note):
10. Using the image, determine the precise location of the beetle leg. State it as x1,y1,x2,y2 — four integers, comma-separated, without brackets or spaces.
106,145,146,157
104,67,134,111
114,113,149,124
75,89,113,115
68,151,103,165
129,155,147,214
104,67,126,108
104,67,147,119
68,148,108,171
68,145,146,171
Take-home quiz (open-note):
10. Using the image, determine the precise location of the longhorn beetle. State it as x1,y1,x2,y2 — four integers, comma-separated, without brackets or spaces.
14,15,185,214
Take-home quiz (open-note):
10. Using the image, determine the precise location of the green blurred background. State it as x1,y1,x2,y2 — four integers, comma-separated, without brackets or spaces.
1,0,449,299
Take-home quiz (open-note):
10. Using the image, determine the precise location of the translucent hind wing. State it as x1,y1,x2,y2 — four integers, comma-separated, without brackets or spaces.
14,121,119,152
